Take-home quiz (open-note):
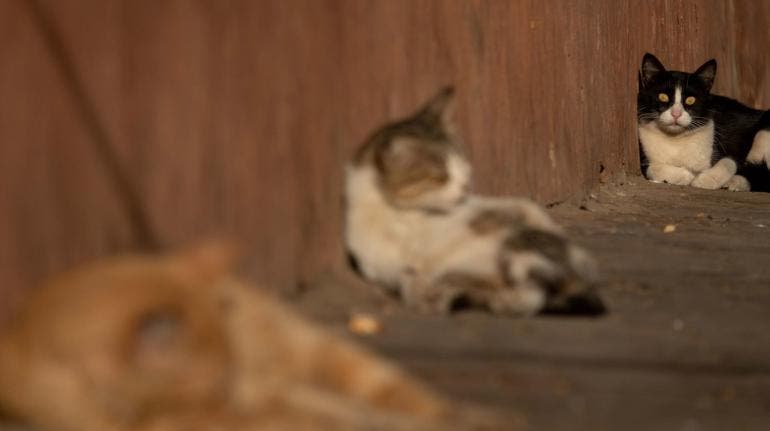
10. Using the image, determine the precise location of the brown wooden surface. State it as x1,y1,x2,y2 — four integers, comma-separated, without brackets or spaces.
1,0,769,314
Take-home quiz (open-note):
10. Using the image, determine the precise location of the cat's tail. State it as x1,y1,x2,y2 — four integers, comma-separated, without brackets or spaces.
499,228,606,317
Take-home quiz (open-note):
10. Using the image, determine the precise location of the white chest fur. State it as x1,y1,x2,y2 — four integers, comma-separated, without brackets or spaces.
344,166,422,290
638,121,715,173
343,166,504,291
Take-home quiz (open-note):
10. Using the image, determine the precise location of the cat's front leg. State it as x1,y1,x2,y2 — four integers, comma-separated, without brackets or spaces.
646,163,695,186
691,158,737,190
746,130,770,169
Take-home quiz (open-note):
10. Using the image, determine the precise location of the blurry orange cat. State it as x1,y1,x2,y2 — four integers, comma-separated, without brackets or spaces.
0,243,516,431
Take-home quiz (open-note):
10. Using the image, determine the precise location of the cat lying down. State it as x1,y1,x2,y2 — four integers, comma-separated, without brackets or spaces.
0,243,515,431
345,87,606,316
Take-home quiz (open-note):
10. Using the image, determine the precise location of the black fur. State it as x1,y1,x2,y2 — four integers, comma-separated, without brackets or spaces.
638,53,770,191
346,250,363,277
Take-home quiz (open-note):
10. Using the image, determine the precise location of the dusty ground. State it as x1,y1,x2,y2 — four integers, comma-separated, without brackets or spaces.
3,177,768,431
298,177,770,431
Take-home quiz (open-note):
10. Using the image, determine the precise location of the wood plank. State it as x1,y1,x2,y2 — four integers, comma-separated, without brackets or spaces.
2,0,768,305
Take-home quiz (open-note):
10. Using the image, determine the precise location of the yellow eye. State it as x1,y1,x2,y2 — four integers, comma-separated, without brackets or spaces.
685,96,696,105
658,93,669,102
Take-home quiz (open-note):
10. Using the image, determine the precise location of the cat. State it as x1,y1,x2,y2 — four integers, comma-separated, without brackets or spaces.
344,87,605,317
637,53,770,192
0,242,513,431
0,243,233,431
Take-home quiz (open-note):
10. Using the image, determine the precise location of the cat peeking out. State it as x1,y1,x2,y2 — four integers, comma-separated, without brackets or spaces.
638,53,770,192
344,87,605,317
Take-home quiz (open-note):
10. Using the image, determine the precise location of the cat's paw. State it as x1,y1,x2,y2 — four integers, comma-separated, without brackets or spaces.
724,175,750,192
648,166,694,186
487,287,545,316
691,171,726,189
747,130,770,167
665,169,695,186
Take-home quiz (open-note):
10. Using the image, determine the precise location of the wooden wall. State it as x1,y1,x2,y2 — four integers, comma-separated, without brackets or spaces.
1,0,769,314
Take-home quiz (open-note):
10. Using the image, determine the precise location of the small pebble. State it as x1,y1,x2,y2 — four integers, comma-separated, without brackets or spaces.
681,418,700,431
672,319,684,331
348,313,383,335
720,386,737,402
663,224,677,233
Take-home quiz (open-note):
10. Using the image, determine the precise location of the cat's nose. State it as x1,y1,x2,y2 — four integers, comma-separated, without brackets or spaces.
671,107,682,119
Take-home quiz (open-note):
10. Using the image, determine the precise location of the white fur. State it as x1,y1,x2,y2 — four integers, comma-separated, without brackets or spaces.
487,286,545,316
506,251,554,285
344,158,472,290
725,175,750,192
691,158,737,190
344,165,425,290
645,164,695,185
567,246,598,284
639,120,715,185
747,130,770,169
345,161,563,316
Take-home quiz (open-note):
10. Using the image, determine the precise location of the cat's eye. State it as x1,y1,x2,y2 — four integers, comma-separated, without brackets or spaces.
685,96,696,105
658,93,669,103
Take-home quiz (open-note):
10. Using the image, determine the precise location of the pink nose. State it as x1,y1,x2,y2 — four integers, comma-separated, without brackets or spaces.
671,108,682,119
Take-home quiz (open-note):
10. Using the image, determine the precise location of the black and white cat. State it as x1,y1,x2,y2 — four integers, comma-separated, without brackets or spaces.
344,87,605,316
637,53,770,192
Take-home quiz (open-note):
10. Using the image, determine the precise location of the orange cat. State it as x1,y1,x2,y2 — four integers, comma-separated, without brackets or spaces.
0,243,516,431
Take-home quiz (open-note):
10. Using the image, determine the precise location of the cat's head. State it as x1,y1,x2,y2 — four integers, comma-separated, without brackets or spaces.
353,86,471,213
637,53,716,135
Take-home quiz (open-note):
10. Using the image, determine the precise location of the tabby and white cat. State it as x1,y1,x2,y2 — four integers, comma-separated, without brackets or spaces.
344,87,605,316
638,53,770,192
0,243,509,431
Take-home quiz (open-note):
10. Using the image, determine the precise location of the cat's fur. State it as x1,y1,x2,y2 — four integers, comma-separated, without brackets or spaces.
0,243,512,431
344,87,605,316
638,53,770,192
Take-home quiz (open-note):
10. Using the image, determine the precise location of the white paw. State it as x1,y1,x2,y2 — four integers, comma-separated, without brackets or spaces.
662,169,695,186
691,172,724,189
488,286,545,317
724,175,750,192
747,130,770,165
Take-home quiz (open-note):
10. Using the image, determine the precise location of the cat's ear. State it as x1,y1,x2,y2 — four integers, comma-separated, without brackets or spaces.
421,86,456,130
694,59,717,92
640,53,666,87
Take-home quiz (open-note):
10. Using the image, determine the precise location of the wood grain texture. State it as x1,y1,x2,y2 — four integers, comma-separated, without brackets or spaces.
1,0,769,310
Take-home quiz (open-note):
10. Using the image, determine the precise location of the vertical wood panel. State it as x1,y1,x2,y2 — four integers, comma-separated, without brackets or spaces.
1,0,768,308
0,0,132,318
